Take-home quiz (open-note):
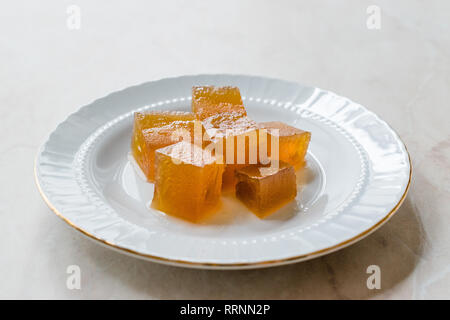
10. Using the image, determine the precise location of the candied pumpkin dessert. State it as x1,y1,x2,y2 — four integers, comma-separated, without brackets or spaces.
235,161,297,218
192,86,247,120
131,111,205,182
130,85,312,223
258,121,311,170
151,141,224,222
202,111,259,190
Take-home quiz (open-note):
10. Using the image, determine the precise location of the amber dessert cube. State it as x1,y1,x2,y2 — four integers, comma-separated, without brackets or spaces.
131,111,204,182
151,141,224,222
202,111,259,190
235,162,297,218
258,121,311,170
192,86,247,120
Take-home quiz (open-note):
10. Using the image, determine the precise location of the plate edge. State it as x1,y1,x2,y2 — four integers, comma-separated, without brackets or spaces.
34,136,412,270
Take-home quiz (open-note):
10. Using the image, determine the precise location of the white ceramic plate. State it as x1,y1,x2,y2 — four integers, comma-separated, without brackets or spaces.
35,74,411,269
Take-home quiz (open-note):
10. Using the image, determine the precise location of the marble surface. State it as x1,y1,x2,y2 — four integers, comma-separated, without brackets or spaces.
0,0,449,299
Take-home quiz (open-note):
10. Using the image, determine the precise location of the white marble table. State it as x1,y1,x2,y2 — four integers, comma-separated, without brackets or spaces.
1,1,449,299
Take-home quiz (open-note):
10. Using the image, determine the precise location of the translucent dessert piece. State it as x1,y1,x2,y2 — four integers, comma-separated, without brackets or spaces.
151,141,224,222
258,121,311,170
131,111,204,182
202,111,259,190
235,161,297,218
192,86,247,120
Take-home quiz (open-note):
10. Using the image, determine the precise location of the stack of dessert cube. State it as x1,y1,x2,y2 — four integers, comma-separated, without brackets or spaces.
131,86,311,222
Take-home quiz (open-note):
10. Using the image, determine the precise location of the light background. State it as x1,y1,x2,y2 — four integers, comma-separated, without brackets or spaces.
1,0,449,299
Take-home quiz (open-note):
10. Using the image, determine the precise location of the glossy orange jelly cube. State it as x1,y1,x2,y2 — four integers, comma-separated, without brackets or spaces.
151,141,224,222
202,111,259,190
192,86,247,120
131,111,202,182
235,161,297,218
258,121,311,170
